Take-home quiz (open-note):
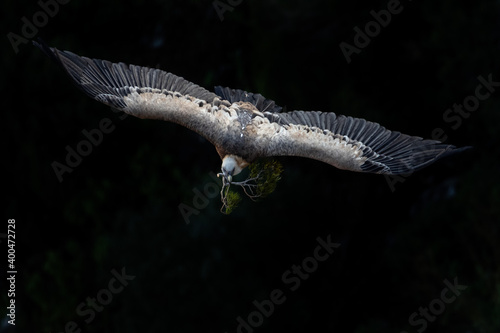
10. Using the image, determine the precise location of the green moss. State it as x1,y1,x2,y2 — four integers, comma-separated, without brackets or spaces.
219,158,283,214
221,189,242,214
248,158,284,199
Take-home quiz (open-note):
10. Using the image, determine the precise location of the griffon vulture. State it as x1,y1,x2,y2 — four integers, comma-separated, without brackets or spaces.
34,40,468,188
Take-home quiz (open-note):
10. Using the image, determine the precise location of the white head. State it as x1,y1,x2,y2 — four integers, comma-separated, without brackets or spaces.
219,155,248,183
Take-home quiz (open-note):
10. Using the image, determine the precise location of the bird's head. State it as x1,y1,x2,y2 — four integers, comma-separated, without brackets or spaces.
218,155,248,183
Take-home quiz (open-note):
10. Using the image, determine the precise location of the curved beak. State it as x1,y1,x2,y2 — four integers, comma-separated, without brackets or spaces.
225,168,233,183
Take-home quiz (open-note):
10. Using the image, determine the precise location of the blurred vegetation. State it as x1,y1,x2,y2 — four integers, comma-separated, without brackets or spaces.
2,0,500,332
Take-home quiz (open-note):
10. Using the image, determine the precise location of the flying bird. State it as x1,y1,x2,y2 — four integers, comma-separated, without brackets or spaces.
35,40,468,188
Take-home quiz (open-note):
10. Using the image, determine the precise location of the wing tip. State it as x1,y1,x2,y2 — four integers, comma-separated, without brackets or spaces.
432,143,472,161
33,37,59,64
361,143,472,175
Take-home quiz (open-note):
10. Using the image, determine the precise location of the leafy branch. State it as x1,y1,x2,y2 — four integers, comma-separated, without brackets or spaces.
219,158,283,214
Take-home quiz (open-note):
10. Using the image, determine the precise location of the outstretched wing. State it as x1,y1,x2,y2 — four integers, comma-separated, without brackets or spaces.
214,86,283,113
34,40,235,147
35,41,468,175
258,110,469,175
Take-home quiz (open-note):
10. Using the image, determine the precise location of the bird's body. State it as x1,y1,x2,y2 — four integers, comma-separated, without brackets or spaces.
35,40,469,185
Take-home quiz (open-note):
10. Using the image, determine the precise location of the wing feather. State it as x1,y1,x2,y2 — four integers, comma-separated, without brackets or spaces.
36,40,469,175
34,40,220,109
214,86,283,113
33,40,239,149
262,110,469,175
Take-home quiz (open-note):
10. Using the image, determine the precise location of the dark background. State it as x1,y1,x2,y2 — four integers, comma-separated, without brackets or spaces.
2,0,500,332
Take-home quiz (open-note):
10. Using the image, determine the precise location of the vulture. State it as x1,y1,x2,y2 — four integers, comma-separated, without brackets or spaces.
35,40,468,189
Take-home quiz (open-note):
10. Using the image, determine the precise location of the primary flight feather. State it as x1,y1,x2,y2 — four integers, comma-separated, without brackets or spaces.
35,40,468,185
